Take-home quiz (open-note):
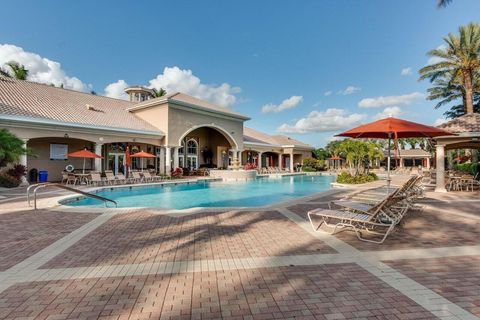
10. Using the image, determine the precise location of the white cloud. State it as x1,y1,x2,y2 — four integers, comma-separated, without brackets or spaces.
147,66,240,108
338,85,361,95
0,44,91,92
277,108,367,134
358,92,424,108
104,79,129,100
324,90,333,96
434,118,447,126
375,106,402,119
261,95,303,113
401,67,412,76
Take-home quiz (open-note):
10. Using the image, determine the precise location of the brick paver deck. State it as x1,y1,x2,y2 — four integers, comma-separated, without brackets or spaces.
0,264,437,320
0,210,99,271
0,179,479,320
386,256,480,318
43,210,335,269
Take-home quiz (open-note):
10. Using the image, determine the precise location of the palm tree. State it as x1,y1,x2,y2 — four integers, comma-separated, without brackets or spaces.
0,129,32,167
2,61,29,80
152,87,167,98
437,0,452,8
419,23,480,114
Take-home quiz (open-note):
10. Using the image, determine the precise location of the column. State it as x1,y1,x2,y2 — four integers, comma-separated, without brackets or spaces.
173,147,179,169
426,157,430,169
159,148,165,174
435,144,447,192
257,152,262,168
289,153,294,172
237,151,242,164
399,157,404,168
278,154,282,169
165,147,172,175
94,143,103,172
19,138,29,185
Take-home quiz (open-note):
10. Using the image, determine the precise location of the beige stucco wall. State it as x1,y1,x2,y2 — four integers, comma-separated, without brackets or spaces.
27,138,94,182
182,127,231,167
167,105,244,149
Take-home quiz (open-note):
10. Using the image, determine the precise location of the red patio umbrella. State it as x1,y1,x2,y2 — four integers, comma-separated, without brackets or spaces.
131,150,156,171
336,116,454,189
68,148,103,174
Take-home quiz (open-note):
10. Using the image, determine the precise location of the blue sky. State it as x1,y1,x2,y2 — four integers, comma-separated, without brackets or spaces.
1,0,479,147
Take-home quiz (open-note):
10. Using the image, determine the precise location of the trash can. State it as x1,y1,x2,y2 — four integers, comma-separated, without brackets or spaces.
38,170,48,183
29,168,38,183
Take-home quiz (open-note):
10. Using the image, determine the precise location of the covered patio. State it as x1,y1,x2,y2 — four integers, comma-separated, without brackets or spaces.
435,114,480,192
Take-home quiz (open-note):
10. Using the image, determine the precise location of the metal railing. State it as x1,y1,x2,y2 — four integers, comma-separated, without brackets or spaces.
27,183,117,210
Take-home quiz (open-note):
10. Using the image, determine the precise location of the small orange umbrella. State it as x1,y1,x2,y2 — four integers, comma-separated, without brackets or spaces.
68,148,103,173
131,150,156,171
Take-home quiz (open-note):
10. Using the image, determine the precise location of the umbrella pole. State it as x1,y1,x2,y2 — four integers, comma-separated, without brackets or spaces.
83,157,86,174
387,135,391,192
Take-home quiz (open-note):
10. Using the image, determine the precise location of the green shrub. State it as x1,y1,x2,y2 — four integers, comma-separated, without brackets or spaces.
0,173,20,188
336,172,378,184
454,162,480,177
302,157,327,171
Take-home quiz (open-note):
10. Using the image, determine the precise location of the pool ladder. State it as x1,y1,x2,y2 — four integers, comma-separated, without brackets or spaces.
27,183,117,210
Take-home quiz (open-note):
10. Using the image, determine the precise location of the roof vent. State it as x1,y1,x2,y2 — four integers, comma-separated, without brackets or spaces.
86,104,95,111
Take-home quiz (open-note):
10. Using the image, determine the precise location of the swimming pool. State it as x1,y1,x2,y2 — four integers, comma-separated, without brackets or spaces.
62,174,335,209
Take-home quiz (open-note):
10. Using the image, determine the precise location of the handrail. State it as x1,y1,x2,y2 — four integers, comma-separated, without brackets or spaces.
27,182,117,210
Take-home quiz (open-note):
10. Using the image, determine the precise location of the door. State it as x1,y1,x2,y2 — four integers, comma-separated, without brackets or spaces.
108,153,125,175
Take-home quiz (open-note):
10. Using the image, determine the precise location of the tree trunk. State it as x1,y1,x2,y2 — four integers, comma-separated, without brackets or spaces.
464,69,474,114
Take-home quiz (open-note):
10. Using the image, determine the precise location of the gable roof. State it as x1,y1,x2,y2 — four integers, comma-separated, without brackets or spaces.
243,127,313,149
0,76,163,135
128,92,250,120
437,113,480,134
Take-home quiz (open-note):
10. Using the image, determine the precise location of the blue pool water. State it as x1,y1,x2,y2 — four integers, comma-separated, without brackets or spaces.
62,175,335,209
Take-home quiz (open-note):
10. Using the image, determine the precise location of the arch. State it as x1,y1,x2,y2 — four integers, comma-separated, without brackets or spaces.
177,124,239,149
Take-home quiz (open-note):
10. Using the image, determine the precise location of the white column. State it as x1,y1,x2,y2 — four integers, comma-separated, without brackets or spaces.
426,157,430,169
289,153,294,172
159,148,165,174
435,144,447,192
173,147,179,169
19,139,29,185
278,154,282,169
258,152,262,168
237,151,242,164
165,147,172,175
94,143,103,172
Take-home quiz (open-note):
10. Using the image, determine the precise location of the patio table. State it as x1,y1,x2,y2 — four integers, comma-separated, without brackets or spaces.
74,173,90,185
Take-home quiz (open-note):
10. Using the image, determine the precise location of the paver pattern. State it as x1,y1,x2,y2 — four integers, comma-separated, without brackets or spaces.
0,181,479,320
0,210,99,271
386,256,480,318
43,210,335,269
0,264,437,320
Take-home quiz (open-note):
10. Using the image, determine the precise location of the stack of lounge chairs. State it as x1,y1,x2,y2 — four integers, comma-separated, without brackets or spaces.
259,167,291,174
307,175,424,244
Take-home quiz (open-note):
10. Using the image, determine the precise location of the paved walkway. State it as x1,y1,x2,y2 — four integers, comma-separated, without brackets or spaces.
0,179,479,319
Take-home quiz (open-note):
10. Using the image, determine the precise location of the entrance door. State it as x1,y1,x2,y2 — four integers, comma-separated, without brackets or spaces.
108,153,125,175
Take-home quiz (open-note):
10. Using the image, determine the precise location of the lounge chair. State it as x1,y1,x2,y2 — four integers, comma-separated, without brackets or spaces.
65,173,78,185
104,172,117,185
308,193,408,244
142,171,160,182
88,173,104,186
130,171,143,183
115,173,127,184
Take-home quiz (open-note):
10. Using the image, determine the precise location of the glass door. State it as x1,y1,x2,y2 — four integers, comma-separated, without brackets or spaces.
107,153,125,175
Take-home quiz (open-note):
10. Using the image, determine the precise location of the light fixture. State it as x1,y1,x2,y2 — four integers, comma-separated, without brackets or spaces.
64,133,69,138
99,137,104,142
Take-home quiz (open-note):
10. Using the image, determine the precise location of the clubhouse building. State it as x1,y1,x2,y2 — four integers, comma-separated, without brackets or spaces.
0,76,313,181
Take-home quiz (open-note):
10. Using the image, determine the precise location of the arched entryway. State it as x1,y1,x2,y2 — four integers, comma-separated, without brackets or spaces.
178,126,237,170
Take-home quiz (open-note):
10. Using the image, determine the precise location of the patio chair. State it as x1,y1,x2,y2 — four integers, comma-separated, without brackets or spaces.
88,173,104,186
308,193,408,244
104,172,117,185
142,171,159,182
130,171,143,183
65,173,78,185
115,173,127,184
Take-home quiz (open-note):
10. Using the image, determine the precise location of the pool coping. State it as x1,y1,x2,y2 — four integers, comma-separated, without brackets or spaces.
39,174,346,216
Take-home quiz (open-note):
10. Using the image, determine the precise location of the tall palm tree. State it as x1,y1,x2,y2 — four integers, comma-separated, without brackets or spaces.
2,61,29,80
419,23,480,114
152,87,167,98
437,0,452,8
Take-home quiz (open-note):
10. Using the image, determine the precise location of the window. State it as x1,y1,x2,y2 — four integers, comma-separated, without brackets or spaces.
50,144,68,160
187,139,197,155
